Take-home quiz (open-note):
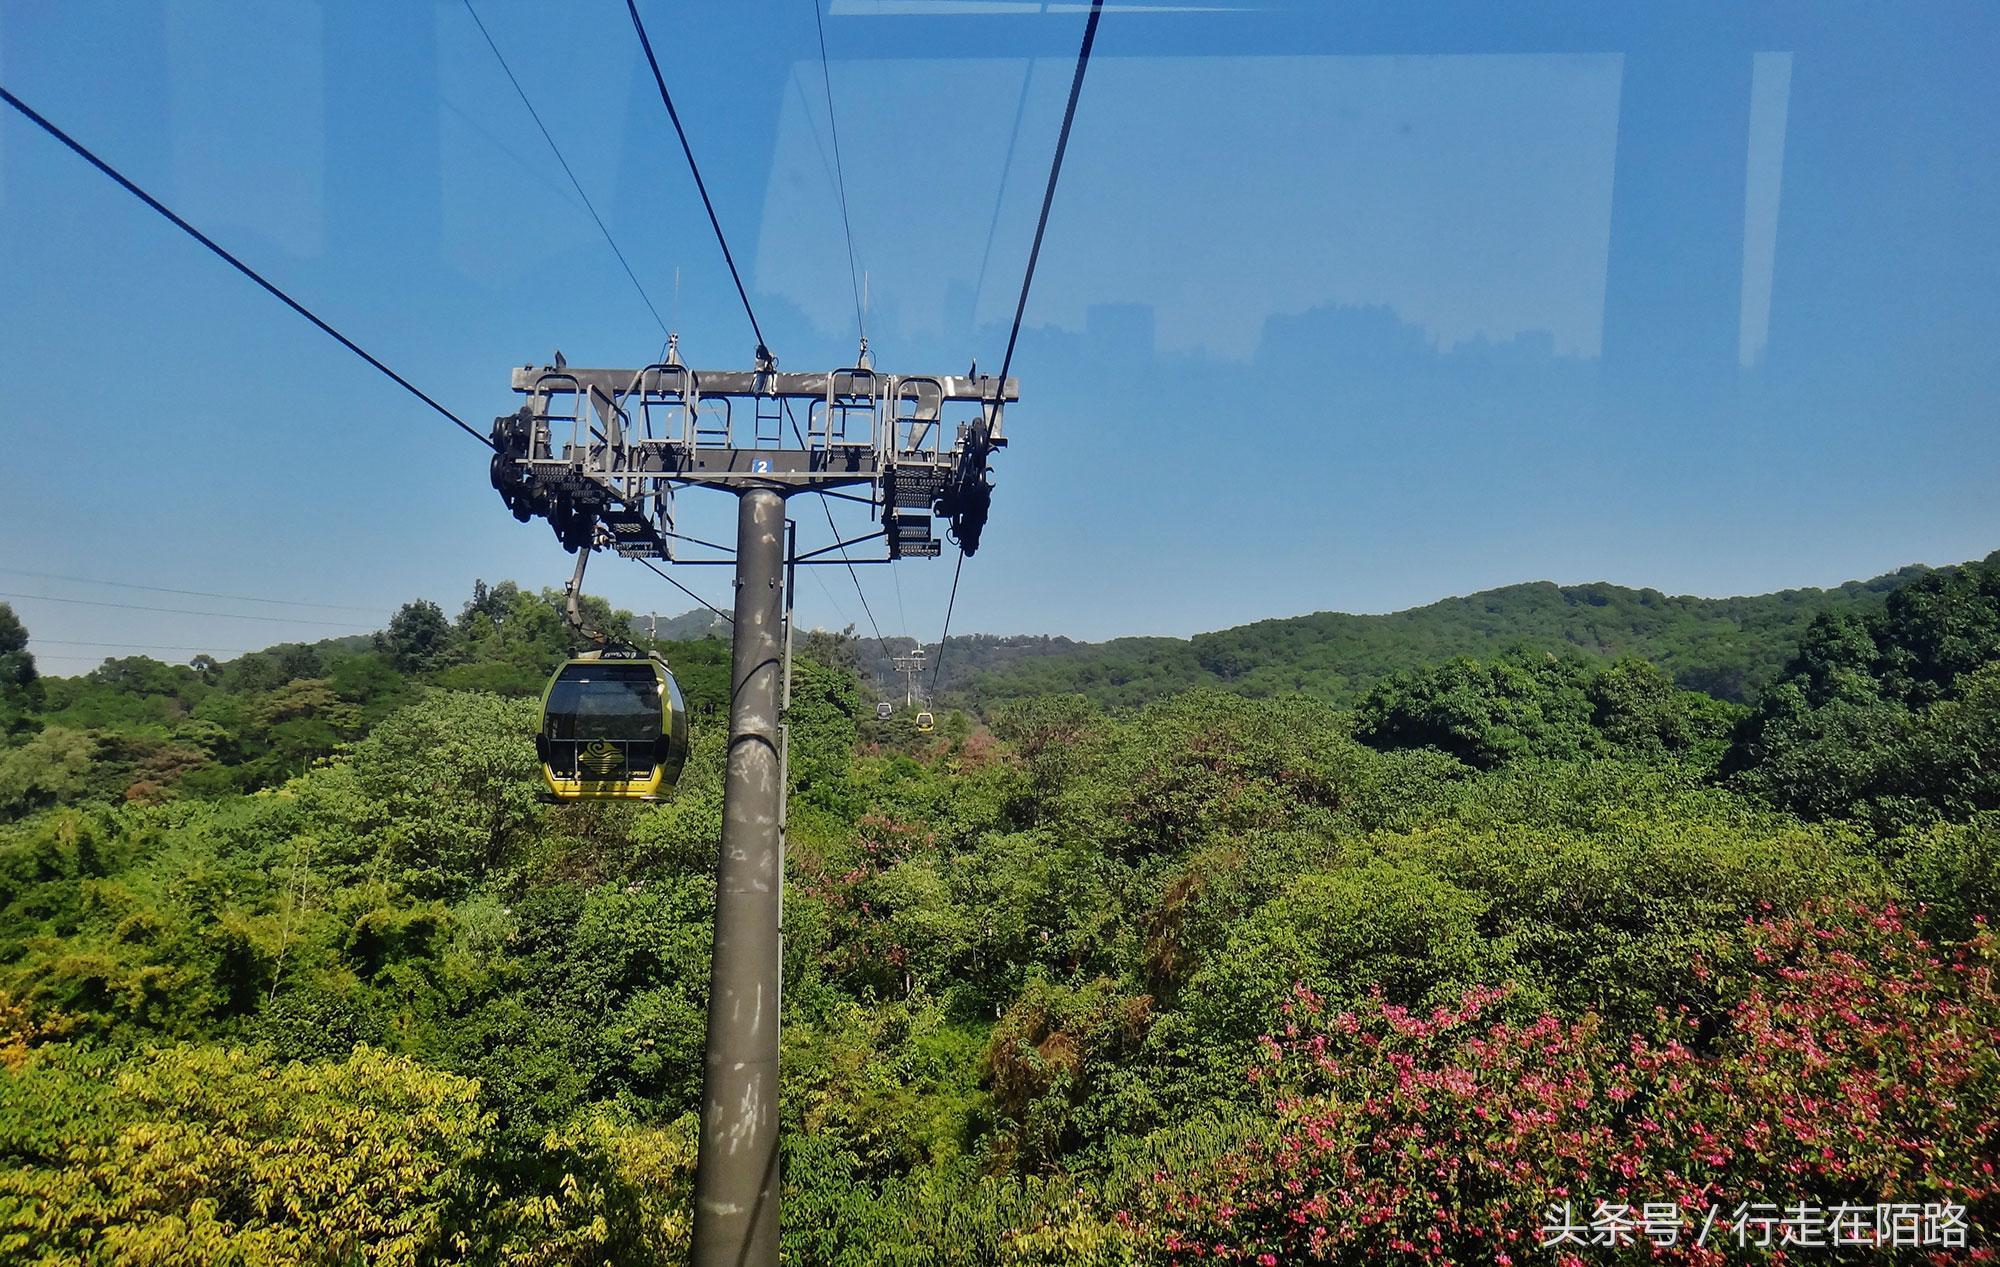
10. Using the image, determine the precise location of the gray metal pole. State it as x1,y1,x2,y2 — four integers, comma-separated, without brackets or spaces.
693,485,787,1266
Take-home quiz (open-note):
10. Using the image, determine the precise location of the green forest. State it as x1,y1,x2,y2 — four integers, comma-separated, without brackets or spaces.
1,557,1996,1264
927,564,1938,711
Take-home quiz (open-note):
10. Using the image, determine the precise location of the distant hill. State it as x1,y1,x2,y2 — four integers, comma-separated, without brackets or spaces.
932,560,1989,709
630,608,730,642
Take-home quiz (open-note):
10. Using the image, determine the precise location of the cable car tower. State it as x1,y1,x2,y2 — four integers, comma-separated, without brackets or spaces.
892,647,927,708
490,342,1015,1261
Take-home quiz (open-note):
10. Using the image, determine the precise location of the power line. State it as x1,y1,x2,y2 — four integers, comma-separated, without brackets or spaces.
807,489,891,656
890,558,909,650
934,0,1105,695
0,84,493,451
970,59,1035,322
807,566,851,629
621,5,891,665
31,639,253,655
638,558,734,626
773,395,894,664
789,68,844,236
624,0,769,358
0,591,372,629
440,93,584,209
930,551,964,693
804,0,903,667
462,2,737,630
810,0,867,345
0,569,384,615
461,0,670,336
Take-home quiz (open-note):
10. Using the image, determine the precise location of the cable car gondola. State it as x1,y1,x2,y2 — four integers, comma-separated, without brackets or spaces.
875,701,894,721
915,710,935,734
536,649,689,801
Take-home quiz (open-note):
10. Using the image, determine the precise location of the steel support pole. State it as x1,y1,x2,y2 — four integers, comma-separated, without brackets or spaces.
692,485,787,1266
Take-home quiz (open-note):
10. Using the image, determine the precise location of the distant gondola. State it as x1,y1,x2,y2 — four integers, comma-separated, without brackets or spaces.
536,650,689,800
875,701,894,721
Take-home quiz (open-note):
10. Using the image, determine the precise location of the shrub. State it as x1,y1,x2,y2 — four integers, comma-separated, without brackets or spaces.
1133,903,2000,1264
345,691,543,898
494,1110,699,1267
0,1043,490,1265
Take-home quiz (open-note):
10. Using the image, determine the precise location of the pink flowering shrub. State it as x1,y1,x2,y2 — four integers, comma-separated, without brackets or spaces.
1130,903,1999,1264
1680,903,2000,1219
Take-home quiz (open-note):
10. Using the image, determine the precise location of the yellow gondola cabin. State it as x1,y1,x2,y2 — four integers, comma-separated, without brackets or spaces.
535,650,689,800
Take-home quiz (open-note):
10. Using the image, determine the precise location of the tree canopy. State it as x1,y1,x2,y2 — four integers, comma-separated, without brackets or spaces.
1,562,1995,1263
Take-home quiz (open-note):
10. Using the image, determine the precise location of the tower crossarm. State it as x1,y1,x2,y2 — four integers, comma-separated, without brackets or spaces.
509,365,1016,415
492,356,1020,563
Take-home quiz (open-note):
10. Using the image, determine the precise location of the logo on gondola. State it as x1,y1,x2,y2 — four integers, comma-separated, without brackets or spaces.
579,741,624,779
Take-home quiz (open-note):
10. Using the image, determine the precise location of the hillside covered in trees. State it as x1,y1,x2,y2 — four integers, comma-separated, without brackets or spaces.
925,561,1950,711
0,556,1996,1263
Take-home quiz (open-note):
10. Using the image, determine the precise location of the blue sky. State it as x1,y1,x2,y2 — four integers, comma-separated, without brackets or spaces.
2,1,1997,675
